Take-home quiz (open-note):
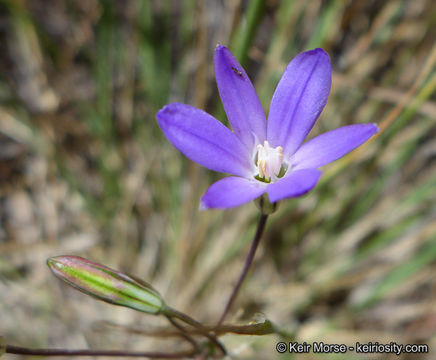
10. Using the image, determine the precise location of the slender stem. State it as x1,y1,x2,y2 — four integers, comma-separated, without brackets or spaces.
100,319,274,337
217,213,269,326
4,345,194,358
164,307,226,355
165,315,201,353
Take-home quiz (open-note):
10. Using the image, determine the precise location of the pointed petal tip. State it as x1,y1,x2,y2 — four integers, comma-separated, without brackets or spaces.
299,48,330,61
214,45,233,63
156,102,181,115
309,48,329,55
199,196,216,211
200,192,222,210
199,199,208,211
156,102,190,127
360,122,380,137
156,103,174,121
215,44,228,51
303,48,331,69
357,122,380,134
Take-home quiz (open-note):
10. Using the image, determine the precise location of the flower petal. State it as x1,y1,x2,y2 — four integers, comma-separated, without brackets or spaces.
267,48,332,158
291,124,379,169
267,169,321,203
157,103,252,177
214,45,267,151
201,177,267,209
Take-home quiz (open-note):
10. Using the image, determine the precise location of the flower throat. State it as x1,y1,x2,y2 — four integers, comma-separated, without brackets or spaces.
255,141,286,183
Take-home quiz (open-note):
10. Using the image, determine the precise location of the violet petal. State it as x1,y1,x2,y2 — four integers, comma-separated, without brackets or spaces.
292,124,379,169
267,48,332,158
214,45,267,151
201,177,267,209
157,103,252,177
267,169,321,203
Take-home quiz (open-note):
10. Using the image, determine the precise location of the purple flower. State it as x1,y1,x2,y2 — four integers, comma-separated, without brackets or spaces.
157,46,378,209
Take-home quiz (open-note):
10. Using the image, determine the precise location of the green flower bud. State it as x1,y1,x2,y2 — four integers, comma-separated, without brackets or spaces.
47,256,164,315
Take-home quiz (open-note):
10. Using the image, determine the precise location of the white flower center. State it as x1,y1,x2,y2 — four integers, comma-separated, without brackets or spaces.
256,141,283,181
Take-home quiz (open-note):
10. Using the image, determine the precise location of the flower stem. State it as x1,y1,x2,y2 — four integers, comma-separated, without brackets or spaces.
4,345,194,358
98,318,275,337
164,307,227,355
217,212,269,326
165,315,201,353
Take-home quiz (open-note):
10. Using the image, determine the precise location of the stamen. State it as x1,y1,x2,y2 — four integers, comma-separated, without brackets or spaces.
256,141,283,181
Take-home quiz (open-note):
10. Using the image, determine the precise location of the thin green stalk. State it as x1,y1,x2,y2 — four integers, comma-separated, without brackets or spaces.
165,315,201,354
217,212,269,326
4,345,193,358
164,307,227,355
99,318,276,337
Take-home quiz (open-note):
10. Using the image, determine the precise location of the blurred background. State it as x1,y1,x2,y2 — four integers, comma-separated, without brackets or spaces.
0,0,435,359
